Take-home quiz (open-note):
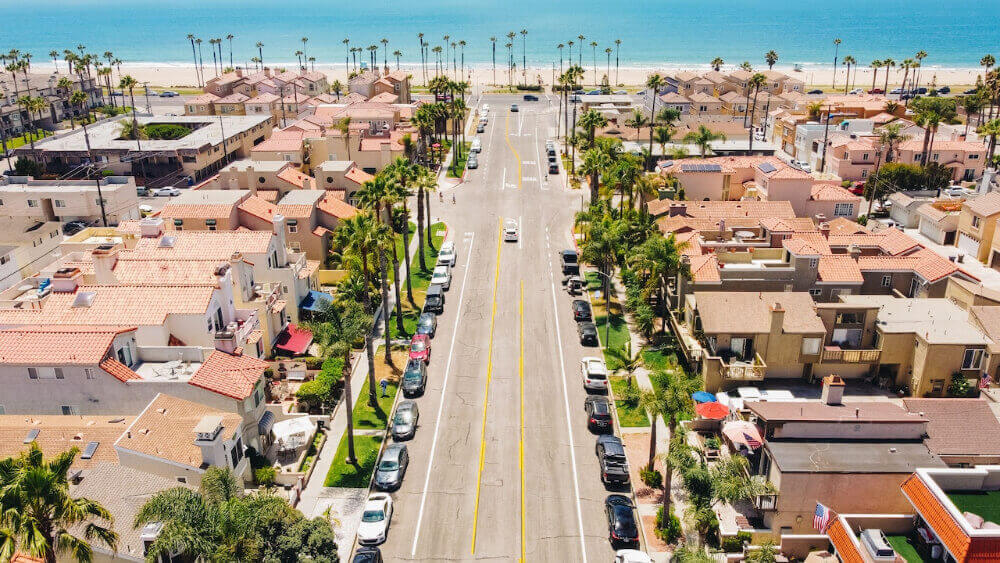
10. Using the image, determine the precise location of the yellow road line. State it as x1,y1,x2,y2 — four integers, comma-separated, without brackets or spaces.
519,280,526,562
504,111,523,189
471,216,503,554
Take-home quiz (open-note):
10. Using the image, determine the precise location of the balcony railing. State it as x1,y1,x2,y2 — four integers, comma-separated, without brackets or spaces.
822,348,881,363
754,494,777,511
721,353,767,380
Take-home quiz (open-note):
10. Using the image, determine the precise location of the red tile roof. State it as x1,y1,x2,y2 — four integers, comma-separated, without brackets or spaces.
187,351,268,400
826,517,864,563
817,255,864,283
827,229,921,256
276,167,312,188
99,357,142,382
317,193,358,220
901,474,1000,562
345,166,374,185
810,183,859,202
0,326,134,365
236,196,278,222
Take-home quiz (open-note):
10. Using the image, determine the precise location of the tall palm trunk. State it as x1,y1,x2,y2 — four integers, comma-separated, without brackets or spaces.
647,412,658,471
416,187,427,269
364,328,378,409
390,235,406,337
342,348,357,463
379,248,393,366
425,191,435,252
401,199,416,304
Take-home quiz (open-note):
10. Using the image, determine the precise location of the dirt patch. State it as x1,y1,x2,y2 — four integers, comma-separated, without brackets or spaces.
373,349,409,383
641,514,671,553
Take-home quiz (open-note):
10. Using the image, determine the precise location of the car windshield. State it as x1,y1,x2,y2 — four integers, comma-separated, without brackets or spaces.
404,370,422,381
564,254,578,263
378,460,399,471
419,316,432,326
362,509,385,522
411,341,427,352
588,371,607,380
593,402,610,415
394,411,413,424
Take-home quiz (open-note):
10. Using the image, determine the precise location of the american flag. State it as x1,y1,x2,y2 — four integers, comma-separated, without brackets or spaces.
813,502,831,531
743,432,762,449
980,373,993,390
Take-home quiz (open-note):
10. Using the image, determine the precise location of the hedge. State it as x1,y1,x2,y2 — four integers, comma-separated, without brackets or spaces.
295,356,346,409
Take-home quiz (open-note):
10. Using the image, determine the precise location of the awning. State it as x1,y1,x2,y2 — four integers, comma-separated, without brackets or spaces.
271,416,315,451
692,391,717,403
722,420,764,450
299,290,333,313
257,410,275,435
274,324,312,355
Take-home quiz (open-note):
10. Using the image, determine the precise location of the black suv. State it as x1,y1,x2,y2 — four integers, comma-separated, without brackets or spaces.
572,299,592,321
401,359,428,397
578,322,598,346
523,94,539,101
585,395,613,432
596,435,630,486
561,250,579,274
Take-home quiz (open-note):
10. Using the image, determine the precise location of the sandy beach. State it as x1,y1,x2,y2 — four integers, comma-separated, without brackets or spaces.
28,62,987,91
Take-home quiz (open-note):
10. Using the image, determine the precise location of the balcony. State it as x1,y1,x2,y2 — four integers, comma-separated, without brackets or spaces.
822,347,880,363
721,353,767,381
754,494,777,511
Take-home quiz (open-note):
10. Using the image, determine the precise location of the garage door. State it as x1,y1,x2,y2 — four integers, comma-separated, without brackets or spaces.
958,232,981,257
920,220,943,243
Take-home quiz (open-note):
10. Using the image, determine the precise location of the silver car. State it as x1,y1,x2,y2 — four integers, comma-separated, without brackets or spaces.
392,400,419,440
374,443,409,491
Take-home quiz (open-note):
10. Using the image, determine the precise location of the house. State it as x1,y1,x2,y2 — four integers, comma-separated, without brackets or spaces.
888,192,936,228
0,221,63,291
185,93,220,116
205,68,329,99
804,182,861,220
349,69,411,103
821,135,878,180
0,413,133,469
916,202,961,245
902,398,1000,466
0,71,102,137
657,156,816,209
313,160,375,203
897,139,987,182
213,93,249,116
0,175,140,225
648,92,690,116
957,191,1000,265
687,92,723,115
685,291,826,391
719,91,747,115
946,278,1000,310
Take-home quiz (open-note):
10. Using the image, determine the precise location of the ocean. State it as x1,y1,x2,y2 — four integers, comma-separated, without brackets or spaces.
7,0,1000,68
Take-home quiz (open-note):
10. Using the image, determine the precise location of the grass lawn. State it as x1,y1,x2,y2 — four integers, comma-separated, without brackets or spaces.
886,535,923,563
585,272,630,368
446,142,472,178
4,130,51,150
323,433,384,488
352,349,407,429
609,376,649,427
948,490,1000,523
388,222,446,339
643,348,682,373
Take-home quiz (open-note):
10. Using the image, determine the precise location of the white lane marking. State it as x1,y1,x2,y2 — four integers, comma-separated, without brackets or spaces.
501,168,506,191
523,176,537,183
518,113,524,136
535,125,547,191
548,275,589,563
522,160,536,165
410,232,476,557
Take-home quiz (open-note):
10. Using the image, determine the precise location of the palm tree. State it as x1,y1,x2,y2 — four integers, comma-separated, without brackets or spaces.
683,125,725,158
614,39,622,85
866,123,909,215
577,35,585,66
256,41,264,69
899,58,915,96
490,36,497,84
607,341,643,388
209,38,220,77
764,50,778,70
301,36,309,69
69,90,87,131
747,73,767,150
225,34,234,68
842,56,856,92
195,38,205,84
520,29,528,74
630,233,686,332
912,50,928,95
644,74,664,168
567,40,575,68
653,126,673,158
710,57,724,72
739,61,753,72
458,40,466,77
625,109,649,139
870,60,883,92
882,58,896,92
605,47,613,89
186,34,200,86
358,175,407,340
336,116,352,160
979,118,1000,164
0,442,118,561
590,41,599,86
831,38,842,90
393,50,403,70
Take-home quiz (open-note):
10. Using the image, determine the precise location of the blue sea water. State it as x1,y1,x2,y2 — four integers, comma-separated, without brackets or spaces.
6,0,1000,68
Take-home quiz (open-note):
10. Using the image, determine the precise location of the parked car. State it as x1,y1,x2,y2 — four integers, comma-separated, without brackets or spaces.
938,86,951,94
849,183,865,196
569,95,582,103
438,241,457,266
523,94,539,101
944,186,971,198
353,546,384,563
470,139,482,153
503,220,519,242
585,395,613,432
409,333,432,364
791,160,812,173
430,265,451,290
849,88,864,95
476,123,485,133
596,435,630,486
482,103,490,112
549,162,559,175
159,91,178,97
615,549,652,563
392,401,419,440
152,187,180,197
62,220,90,236
578,322,599,346
890,88,903,94
401,359,428,397
424,284,445,314
357,493,394,545
136,186,149,197
416,312,438,337
868,88,885,94
581,356,609,391
510,104,519,112
572,299,592,321
964,88,980,95
374,444,409,491
467,155,478,169
605,495,639,547
613,90,628,95
586,90,601,95
560,250,579,274
807,89,823,95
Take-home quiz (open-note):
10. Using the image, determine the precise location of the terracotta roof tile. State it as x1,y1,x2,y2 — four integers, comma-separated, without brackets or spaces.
257,189,279,202
857,248,975,283
160,202,237,220
100,357,142,382
317,193,358,220
236,196,278,222
0,326,134,365
817,255,864,283
111,260,227,286
687,255,720,282
129,231,273,259
810,183,859,202
783,233,831,255
187,350,267,400
827,229,921,256
647,198,796,219
826,518,864,563
276,167,312,188
345,166,374,185
826,217,869,235
0,285,216,327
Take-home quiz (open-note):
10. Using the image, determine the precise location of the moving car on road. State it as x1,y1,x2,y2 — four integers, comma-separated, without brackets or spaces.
503,220,519,242
416,312,438,337
431,265,452,290
159,91,179,97
581,356,609,391
522,94,539,101
409,334,431,363
585,395,613,432
152,187,180,197
578,322,599,346
807,89,823,95
596,435,630,486
605,494,639,547
438,241,457,266
357,493,394,545
572,299,592,321
401,359,428,397
391,401,419,440
374,444,409,491
510,104,519,112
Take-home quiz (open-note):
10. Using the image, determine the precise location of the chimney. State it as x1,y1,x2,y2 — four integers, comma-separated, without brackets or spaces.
50,268,82,293
814,213,827,224
91,244,119,285
272,213,289,267
235,68,243,78
193,415,226,468
669,202,687,217
821,375,846,405
818,222,831,239
215,329,237,354
769,301,785,335
139,217,164,238
213,263,236,323
848,243,862,260
230,252,254,302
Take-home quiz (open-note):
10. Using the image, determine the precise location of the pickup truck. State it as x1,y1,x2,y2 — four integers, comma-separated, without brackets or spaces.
597,435,630,486
560,250,580,274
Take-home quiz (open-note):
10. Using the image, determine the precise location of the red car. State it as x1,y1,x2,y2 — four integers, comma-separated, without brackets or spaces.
409,334,431,363
868,88,884,94
849,182,866,196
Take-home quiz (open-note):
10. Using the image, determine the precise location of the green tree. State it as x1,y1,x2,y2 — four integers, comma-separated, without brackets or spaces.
683,125,725,158
577,108,608,150
710,57,724,72
606,340,643,387
644,73,665,169
746,540,779,563
764,50,778,70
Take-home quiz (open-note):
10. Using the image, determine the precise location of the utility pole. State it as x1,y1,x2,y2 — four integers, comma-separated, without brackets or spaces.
819,106,841,173
280,84,288,128
142,82,151,115
81,125,107,227
570,100,578,175
218,114,229,168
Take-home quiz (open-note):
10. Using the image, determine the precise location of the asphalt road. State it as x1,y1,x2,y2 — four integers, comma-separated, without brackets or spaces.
373,94,625,562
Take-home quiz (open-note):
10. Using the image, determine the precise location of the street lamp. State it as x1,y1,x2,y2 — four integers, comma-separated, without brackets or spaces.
592,270,613,349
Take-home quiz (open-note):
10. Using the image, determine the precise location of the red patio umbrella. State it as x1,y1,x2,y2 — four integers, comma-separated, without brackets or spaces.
695,401,730,420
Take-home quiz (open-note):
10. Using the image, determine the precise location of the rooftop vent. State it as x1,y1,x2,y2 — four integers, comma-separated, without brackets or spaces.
158,236,176,248
23,428,39,443
72,291,97,308
80,441,100,460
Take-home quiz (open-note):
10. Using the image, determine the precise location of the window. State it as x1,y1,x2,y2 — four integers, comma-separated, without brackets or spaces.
259,177,265,184
932,153,939,162
881,275,892,287
290,242,301,252
27,368,38,379
862,153,869,161
54,368,64,380
61,405,79,415
0,406,4,415
861,169,868,179
288,224,298,234
54,200,65,207
963,348,985,370
931,379,945,393
969,154,980,160
809,258,819,268
230,437,244,467
176,476,188,484
834,203,854,217
801,337,822,355
27,199,38,208
0,255,7,265
84,368,96,380
809,288,822,297
973,216,982,228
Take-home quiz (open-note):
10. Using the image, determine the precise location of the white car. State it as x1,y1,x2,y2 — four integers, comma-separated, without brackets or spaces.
151,187,180,197
503,221,519,242
437,241,456,266
357,493,393,545
470,139,482,153
138,204,153,214
615,549,653,563
482,103,490,113
944,186,971,198
430,265,452,290
580,356,608,390
792,160,812,173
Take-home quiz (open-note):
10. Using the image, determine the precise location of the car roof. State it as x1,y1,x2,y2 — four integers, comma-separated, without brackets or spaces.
382,443,404,460
597,434,622,447
573,299,588,306
398,400,417,411
419,312,435,320
562,249,578,256
602,441,625,456
606,494,634,507
587,395,610,406
580,322,597,330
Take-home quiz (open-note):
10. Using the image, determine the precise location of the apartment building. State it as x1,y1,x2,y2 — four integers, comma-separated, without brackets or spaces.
0,72,102,137
956,191,1000,265
205,68,329,100
897,139,987,182
0,221,63,291
347,69,411,103
0,175,140,225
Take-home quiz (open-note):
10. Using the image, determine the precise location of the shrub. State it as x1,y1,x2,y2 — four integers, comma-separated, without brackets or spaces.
948,374,972,397
640,467,663,488
254,466,276,487
299,356,325,370
144,123,191,140
620,383,641,408
13,157,42,177
295,356,346,409
705,436,721,450
654,506,682,543
516,84,543,91
295,380,327,409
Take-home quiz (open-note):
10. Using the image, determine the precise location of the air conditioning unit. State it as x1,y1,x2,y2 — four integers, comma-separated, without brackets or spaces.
859,529,897,562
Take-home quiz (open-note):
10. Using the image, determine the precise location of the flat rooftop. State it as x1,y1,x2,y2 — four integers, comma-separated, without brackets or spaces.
747,400,925,423
839,295,990,345
278,189,325,205
29,115,272,152
132,359,204,383
170,189,249,205
224,159,289,172
766,440,944,473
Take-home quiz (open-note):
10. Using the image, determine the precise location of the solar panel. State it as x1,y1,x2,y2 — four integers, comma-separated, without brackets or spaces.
704,164,722,172
758,162,777,174
81,441,100,460
23,429,39,443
